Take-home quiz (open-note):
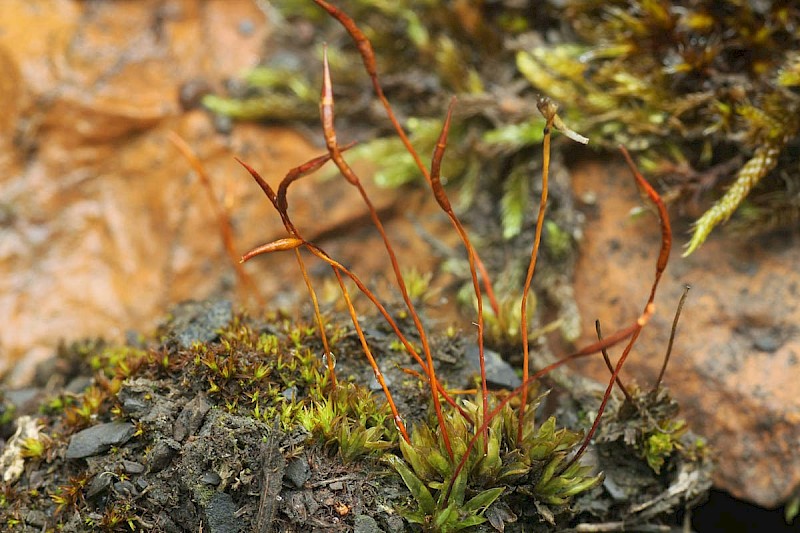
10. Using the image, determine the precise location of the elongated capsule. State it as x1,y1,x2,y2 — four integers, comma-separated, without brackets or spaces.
240,237,304,262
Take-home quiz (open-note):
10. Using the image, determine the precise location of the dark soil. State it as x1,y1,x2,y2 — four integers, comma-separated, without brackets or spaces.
0,298,712,532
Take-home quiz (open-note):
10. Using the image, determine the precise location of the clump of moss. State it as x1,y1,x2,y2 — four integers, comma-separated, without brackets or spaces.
518,0,800,253
229,4,708,531
387,390,601,531
209,1,800,256
0,311,410,531
597,386,705,477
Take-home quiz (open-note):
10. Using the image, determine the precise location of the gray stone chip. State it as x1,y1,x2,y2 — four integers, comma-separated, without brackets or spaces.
66,422,136,459
284,457,310,489
354,514,385,533
466,345,522,389
204,492,240,533
174,393,212,442
167,299,233,349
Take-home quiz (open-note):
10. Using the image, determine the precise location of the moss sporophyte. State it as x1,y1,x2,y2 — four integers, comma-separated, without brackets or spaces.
229,1,685,529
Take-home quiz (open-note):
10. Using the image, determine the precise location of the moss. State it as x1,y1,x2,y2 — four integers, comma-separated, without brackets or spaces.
209,1,800,254
520,0,800,253
597,385,703,477
386,391,601,530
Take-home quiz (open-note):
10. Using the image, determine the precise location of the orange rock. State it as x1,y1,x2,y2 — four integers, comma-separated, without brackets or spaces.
571,158,800,508
0,0,402,382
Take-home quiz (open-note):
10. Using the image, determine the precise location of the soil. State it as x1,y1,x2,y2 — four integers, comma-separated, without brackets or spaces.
0,299,711,532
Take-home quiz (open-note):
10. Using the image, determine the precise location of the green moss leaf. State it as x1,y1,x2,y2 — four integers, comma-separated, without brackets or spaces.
462,486,504,515
386,454,436,515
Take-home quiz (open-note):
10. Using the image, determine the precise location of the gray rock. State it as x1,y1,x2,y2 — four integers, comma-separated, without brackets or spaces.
167,300,233,349
64,376,93,395
284,457,310,489
86,472,113,499
120,396,149,417
5,388,40,410
385,515,405,533
122,459,145,474
66,422,136,459
147,438,181,472
280,386,298,402
368,372,392,391
204,492,240,533
174,393,212,442
113,479,138,498
24,510,48,528
465,345,522,390
201,471,222,486
354,514,384,533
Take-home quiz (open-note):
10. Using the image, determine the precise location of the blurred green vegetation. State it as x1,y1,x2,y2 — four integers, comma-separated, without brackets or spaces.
206,0,800,254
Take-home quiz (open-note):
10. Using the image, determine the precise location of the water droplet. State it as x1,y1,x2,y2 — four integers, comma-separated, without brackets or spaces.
322,352,336,370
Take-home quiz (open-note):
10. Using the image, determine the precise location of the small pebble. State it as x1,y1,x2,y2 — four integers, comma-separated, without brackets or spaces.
168,300,233,349
113,479,138,498
122,460,145,474
201,471,222,486
121,397,149,416
5,388,40,409
368,373,392,391
465,346,521,389
66,422,136,459
354,514,384,533
284,457,310,489
328,481,344,491
64,377,93,395
174,393,212,442
385,515,405,533
86,473,113,499
24,510,48,528
204,492,240,533
281,386,298,402
147,439,181,472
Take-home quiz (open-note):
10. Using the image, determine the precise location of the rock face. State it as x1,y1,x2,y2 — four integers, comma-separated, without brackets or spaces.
570,159,800,508
0,0,401,382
